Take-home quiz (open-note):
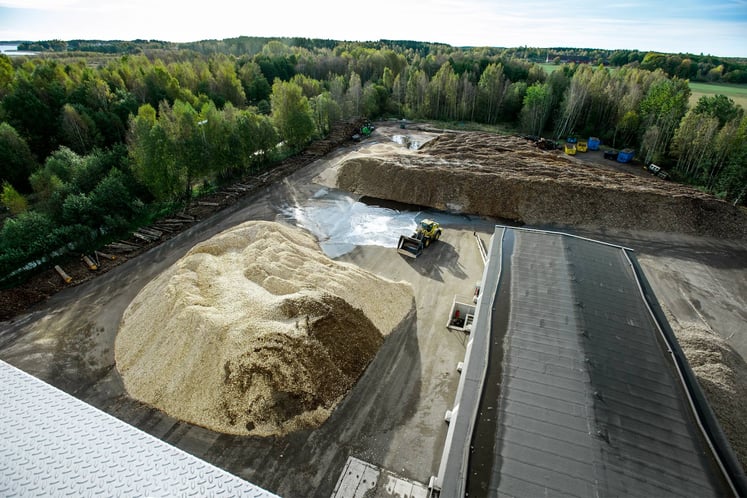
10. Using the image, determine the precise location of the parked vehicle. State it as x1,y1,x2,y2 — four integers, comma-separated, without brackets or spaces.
603,149,618,160
617,148,635,163
397,219,442,258
646,163,670,180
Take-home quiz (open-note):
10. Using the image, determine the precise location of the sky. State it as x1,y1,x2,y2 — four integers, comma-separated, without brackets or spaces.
0,0,746,58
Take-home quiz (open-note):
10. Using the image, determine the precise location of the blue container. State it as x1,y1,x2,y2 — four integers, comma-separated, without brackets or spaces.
617,148,634,163
588,137,600,151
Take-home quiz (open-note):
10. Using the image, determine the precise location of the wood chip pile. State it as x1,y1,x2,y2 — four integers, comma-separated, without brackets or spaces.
335,133,747,239
115,221,413,437
671,318,747,471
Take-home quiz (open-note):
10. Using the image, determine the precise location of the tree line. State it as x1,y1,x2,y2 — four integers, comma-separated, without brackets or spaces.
19,38,747,83
1,37,746,284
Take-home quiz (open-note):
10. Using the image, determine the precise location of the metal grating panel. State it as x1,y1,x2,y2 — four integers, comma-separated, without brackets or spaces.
0,360,278,498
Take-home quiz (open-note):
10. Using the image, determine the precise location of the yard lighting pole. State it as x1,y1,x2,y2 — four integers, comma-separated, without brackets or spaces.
194,119,208,203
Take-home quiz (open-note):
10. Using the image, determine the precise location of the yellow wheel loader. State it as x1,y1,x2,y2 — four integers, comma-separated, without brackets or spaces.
397,219,442,258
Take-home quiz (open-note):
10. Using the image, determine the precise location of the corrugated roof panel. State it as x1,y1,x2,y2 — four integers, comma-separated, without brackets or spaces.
0,360,278,498
465,228,732,497
491,231,598,497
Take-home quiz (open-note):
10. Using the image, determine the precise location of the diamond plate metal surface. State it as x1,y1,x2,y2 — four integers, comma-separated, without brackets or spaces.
0,360,278,497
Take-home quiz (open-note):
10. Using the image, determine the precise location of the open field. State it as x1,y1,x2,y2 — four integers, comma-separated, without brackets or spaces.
689,81,747,110
539,62,560,73
540,63,747,110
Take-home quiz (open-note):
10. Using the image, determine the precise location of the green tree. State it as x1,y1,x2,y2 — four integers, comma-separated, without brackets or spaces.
253,113,280,164
477,63,508,124
405,68,428,118
0,122,37,192
2,60,70,158
693,94,744,128
310,92,341,136
520,83,553,136
639,75,690,164
61,192,96,227
0,54,13,98
290,74,323,98
554,65,594,139
328,74,347,112
143,62,186,108
391,72,407,118
457,71,477,122
707,117,743,191
128,104,182,201
209,55,246,107
382,67,395,91
0,210,55,256
362,82,388,119
670,109,719,179
60,103,99,154
426,62,458,120
1,182,27,215
345,72,363,117
270,79,315,150
239,61,271,103
501,81,528,122
158,99,211,200
40,146,85,187
64,167,142,231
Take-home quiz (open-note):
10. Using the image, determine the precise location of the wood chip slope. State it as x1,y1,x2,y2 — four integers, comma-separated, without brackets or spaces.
115,221,413,437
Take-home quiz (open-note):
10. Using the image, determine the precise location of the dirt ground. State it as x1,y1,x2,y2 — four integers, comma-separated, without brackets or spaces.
0,120,745,494
0,132,493,496
335,121,747,472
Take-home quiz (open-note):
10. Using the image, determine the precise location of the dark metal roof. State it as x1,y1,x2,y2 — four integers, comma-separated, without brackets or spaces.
436,227,742,497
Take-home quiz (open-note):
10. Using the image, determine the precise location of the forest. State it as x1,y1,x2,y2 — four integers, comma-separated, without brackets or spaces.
1,37,746,284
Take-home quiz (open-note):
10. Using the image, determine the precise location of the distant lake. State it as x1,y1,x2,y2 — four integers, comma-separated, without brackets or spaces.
0,44,38,56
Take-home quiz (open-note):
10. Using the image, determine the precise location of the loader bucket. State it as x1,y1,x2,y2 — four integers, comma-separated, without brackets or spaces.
397,235,423,258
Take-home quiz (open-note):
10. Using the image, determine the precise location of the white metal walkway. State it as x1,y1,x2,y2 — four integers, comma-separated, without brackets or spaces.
0,360,278,497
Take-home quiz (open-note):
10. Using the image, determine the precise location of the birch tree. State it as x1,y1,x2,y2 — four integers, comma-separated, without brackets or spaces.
708,117,742,190
128,104,182,201
310,92,341,137
392,72,407,118
426,62,458,120
638,76,690,164
405,69,428,118
457,71,477,122
554,64,594,139
670,109,718,178
520,83,553,136
271,79,315,150
344,72,362,117
477,63,508,124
